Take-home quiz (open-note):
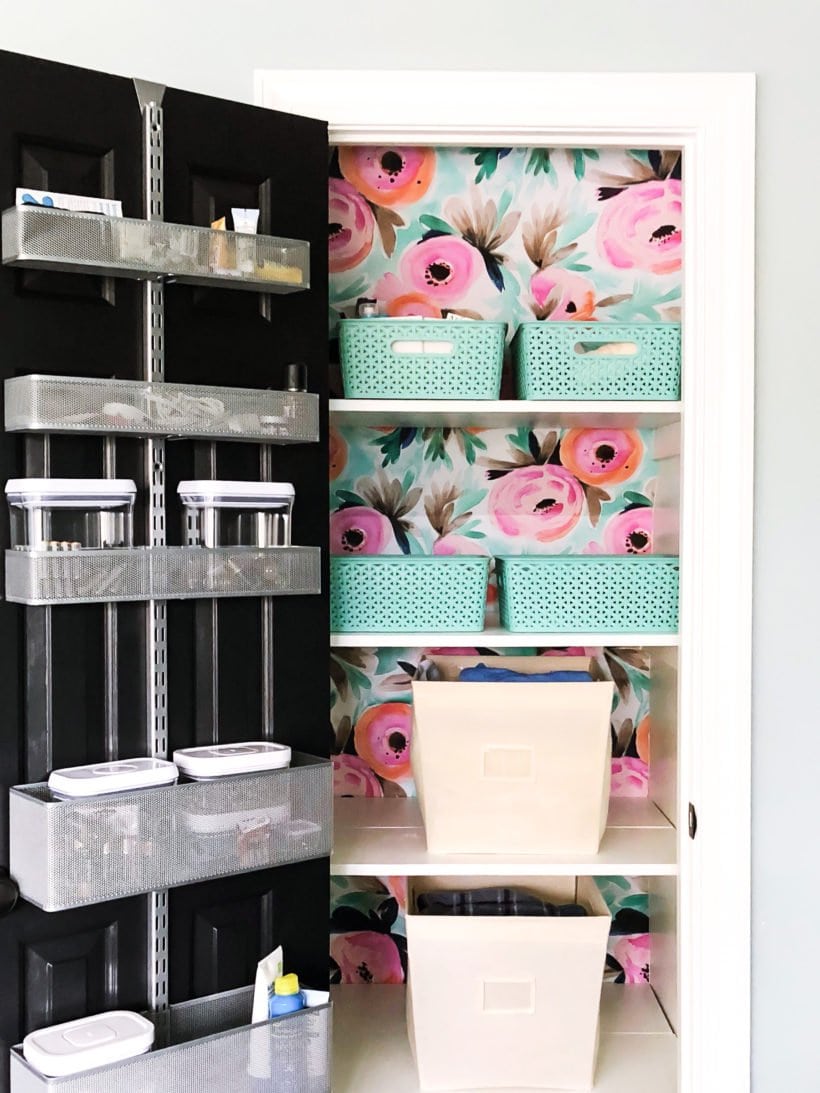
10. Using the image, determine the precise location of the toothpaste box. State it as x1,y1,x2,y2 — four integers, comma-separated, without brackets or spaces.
16,188,123,217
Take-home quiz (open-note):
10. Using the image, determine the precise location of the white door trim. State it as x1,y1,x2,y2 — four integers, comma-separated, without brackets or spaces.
256,69,756,1093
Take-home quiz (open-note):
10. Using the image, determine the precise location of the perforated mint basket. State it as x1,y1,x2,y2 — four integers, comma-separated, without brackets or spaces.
496,555,679,633
339,319,505,399
512,322,680,400
330,555,489,632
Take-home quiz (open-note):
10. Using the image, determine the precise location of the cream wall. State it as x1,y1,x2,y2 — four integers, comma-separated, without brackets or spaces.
3,2,815,1088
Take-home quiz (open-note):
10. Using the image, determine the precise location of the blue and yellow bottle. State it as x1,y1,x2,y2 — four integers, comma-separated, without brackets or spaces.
268,973,305,1018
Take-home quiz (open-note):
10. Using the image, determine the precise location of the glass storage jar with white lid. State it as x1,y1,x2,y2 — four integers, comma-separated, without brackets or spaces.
5,478,137,550
177,480,295,548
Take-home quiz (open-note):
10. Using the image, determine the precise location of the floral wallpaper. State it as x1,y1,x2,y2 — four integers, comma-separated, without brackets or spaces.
332,644,650,800
330,874,650,987
329,145,681,334
328,144,682,991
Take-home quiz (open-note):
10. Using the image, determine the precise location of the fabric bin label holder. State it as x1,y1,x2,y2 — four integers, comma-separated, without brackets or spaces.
513,321,681,400
9,754,331,911
10,986,331,1093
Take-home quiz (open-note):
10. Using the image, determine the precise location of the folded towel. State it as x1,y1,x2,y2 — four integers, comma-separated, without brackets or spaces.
417,886,587,917
458,663,593,684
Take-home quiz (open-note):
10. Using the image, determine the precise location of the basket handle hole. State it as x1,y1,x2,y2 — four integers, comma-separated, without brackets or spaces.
573,341,638,357
391,339,455,356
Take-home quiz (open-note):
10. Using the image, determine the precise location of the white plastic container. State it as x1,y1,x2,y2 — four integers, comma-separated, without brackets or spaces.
177,480,294,548
411,656,614,855
22,1011,154,1077
5,478,136,550
48,758,178,798
173,742,292,779
406,875,610,1091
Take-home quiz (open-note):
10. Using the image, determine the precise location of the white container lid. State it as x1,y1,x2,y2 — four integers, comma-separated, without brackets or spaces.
48,758,179,798
176,480,294,508
22,1011,154,1077
173,742,292,778
6,478,137,508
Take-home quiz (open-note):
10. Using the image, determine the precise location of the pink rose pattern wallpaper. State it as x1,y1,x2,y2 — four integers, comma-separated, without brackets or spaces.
329,145,681,332
328,144,681,988
331,875,650,987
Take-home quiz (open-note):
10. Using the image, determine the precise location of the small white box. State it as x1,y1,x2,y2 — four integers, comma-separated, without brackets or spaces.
173,741,291,779
22,1011,154,1077
406,875,610,1091
48,758,178,798
411,656,613,855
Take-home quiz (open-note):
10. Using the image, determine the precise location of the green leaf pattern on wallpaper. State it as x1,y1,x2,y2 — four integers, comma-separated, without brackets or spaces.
328,144,681,988
328,145,681,328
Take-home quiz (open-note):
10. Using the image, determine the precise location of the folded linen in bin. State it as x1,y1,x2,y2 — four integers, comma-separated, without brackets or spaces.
417,886,587,917
457,663,593,683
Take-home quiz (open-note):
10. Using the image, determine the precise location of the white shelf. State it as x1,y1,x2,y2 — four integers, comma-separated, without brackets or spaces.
332,983,676,1093
331,797,677,877
330,627,680,648
330,398,681,428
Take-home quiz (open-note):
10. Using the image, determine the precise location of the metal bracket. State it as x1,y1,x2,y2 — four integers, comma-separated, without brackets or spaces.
141,94,169,1015
23,436,52,782
260,445,274,739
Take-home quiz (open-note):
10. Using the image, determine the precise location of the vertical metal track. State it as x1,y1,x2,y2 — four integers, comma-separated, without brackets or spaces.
103,437,118,760
260,445,274,740
138,86,169,1014
23,435,52,782
194,443,218,743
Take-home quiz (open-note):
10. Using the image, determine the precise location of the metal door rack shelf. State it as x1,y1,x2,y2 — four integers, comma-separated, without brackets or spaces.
11,985,331,1092
5,375,320,444
2,205,310,292
4,544,321,604
9,754,331,911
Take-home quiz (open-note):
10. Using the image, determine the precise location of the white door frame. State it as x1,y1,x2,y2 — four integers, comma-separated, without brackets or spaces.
256,69,756,1093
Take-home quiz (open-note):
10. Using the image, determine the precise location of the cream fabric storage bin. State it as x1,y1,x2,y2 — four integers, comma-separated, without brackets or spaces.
411,656,614,855
406,875,611,1091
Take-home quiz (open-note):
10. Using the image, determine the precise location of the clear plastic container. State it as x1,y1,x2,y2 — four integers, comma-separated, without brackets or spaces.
5,478,136,550
178,480,295,548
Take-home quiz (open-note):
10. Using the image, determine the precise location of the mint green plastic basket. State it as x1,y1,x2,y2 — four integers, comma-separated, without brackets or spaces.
339,319,505,399
330,555,490,632
496,555,679,633
513,322,680,400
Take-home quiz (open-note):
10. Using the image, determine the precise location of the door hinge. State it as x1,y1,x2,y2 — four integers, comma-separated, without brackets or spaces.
688,802,698,840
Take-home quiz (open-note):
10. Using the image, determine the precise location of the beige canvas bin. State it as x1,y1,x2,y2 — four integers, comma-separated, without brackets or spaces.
411,656,614,855
406,875,611,1091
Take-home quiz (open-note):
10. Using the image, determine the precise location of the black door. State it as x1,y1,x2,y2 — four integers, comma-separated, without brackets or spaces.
159,84,329,1003
0,51,329,1093
0,52,148,1093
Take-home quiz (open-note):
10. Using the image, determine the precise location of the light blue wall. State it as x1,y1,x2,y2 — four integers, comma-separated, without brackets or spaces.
3,3,815,1088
